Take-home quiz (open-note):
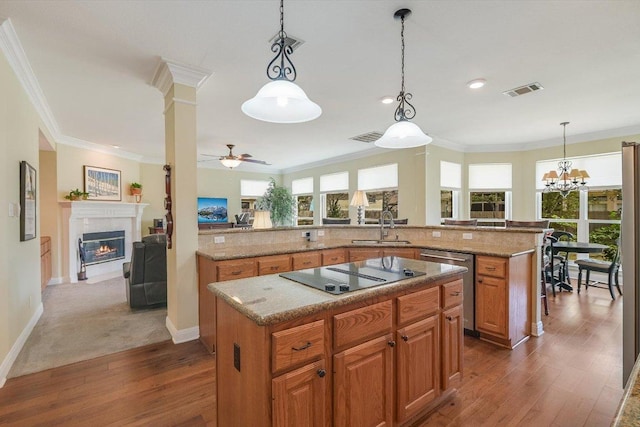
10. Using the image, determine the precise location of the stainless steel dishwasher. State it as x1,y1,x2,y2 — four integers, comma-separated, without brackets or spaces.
420,249,476,335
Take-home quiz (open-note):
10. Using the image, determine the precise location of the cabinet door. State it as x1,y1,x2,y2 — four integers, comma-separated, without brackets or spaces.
396,315,440,422
476,275,507,337
442,305,463,390
348,248,382,262
334,334,394,427
272,359,326,427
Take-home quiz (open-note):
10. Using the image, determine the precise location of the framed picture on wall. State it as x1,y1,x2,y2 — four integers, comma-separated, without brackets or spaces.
84,165,121,201
20,160,37,241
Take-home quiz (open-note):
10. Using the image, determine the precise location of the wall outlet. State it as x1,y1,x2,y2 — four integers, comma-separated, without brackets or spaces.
462,233,473,240
317,230,325,237
214,236,225,244
432,231,441,238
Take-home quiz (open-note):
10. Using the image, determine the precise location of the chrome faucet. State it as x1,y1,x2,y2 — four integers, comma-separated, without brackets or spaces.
380,210,395,240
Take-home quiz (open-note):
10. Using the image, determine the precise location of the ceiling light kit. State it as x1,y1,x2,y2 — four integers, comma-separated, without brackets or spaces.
201,144,271,169
375,9,432,149
542,122,590,197
241,0,321,124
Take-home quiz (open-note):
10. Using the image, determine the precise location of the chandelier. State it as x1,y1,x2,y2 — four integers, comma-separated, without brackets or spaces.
375,9,432,149
241,0,321,123
542,122,589,197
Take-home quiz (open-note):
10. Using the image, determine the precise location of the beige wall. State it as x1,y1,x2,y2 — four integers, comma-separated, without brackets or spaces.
140,162,165,235
0,48,43,381
39,149,59,280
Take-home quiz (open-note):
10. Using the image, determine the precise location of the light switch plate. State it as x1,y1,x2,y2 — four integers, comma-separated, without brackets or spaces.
317,230,325,236
462,233,473,240
432,231,441,237
214,236,225,244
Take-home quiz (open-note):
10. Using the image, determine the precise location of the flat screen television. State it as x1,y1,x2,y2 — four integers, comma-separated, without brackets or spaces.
197,197,228,223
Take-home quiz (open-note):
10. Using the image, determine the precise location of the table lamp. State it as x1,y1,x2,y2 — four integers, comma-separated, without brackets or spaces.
350,190,369,225
252,210,273,229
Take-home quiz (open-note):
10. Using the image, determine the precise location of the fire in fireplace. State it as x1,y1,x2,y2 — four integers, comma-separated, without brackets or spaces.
82,231,125,265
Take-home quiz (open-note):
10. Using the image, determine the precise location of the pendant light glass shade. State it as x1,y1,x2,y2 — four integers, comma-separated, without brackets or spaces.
220,158,242,169
375,120,433,149
241,80,321,124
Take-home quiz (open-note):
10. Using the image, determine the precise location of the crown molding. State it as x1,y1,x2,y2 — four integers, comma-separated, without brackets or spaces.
0,18,60,138
151,57,212,96
56,135,144,161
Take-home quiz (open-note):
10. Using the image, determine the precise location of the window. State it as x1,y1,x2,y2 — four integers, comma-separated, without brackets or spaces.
320,172,349,218
358,164,398,222
240,179,270,219
468,163,512,226
292,177,314,225
537,152,622,261
440,161,461,220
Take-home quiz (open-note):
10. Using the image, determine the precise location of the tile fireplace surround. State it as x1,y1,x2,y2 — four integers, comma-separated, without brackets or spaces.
59,201,148,283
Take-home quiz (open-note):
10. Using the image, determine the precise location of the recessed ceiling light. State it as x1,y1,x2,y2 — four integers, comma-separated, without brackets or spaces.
112,145,120,149
380,96,395,104
467,79,486,89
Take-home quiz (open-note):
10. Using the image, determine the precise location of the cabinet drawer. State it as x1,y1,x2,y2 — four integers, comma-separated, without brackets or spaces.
217,259,256,281
348,248,382,262
397,286,440,325
292,252,322,270
257,255,291,275
334,300,392,349
322,249,346,266
442,279,463,309
476,256,507,279
272,320,325,373
383,248,417,259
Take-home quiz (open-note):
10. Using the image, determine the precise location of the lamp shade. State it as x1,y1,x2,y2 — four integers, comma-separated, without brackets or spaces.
220,158,242,169
350,190,369,207
252,210,272,229
241,80,322,124
375,120,433,149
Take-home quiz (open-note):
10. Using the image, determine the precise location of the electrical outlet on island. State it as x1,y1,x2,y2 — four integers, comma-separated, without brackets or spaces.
214,236,225,244
462,233,473,240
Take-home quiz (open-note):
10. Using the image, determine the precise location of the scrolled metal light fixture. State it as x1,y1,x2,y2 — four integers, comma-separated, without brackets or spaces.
241,0,321,124
375,8,432,149
542,122,590,198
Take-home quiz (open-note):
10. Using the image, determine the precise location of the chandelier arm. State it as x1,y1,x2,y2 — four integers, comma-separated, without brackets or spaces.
265,0,297,82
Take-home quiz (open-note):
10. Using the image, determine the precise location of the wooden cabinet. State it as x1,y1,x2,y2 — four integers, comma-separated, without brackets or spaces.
257,254,291,276
475,254,532,349
40,236,52,291
396,315,440,422
334,334,394,427
292,251,322,270
348,248,382,262
441,304,463,390
272,360,327,427
383,247,419,259
217,258,256,281
321,248,346,266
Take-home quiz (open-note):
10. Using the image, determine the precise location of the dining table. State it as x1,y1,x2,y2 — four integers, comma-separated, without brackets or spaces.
551,241,608,291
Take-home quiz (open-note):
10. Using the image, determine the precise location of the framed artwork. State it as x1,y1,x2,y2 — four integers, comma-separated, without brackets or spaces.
197,197,228,223
84,165,121,201
20,161,37,241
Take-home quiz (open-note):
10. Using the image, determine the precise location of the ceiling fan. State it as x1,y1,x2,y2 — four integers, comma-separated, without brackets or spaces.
201,144,271,169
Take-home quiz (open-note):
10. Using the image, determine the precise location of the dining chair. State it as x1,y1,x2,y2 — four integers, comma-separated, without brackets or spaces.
540,235,555,315
322,218,351,225
505,220,550,228
443,219,478,226
552,230,574,285
575,239,622,300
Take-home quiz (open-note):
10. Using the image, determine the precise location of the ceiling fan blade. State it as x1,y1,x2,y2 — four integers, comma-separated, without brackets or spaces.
200,153,226,158
238,153,253,159
241,158,271,165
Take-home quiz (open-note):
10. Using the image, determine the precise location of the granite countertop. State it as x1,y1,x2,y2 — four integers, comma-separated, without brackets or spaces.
208,258,466,326
614,356,640,426
197,239,534,261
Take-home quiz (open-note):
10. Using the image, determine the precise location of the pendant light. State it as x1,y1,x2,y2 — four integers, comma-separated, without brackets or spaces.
241,0,321,124
542,122,590,198
375,9,432,149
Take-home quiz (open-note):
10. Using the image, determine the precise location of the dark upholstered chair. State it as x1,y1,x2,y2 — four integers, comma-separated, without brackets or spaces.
443,219,477,226
122,234,167,309
322,218,351,225
575,239,622,300
505,220,550,229
379,218,408,225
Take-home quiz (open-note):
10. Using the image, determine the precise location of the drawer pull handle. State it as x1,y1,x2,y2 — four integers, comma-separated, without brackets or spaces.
317,369,326,378
231,271,242,275
292,342,312,351
270,266,279,270
446,316,453,321
485,266,496,271
401,335,409,342
388,340,396,347
303,261,311,265
451,291,462,296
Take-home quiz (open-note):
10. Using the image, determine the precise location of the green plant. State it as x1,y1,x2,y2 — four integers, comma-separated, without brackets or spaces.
64,188,89,200
257,178,295,226
130,182,142,189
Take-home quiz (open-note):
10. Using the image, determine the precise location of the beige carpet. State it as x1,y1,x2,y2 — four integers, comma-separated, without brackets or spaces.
8,276,171,378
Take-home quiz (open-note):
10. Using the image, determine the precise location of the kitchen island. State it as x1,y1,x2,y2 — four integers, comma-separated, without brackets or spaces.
209,257,466,427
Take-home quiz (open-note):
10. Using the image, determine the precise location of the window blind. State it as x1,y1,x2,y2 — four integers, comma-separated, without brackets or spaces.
240,179,270,197
358,163,398,190
468,163,512,190
320,172,349,192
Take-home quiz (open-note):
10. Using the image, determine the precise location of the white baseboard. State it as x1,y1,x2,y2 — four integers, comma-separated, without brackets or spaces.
165,316,199,344
0,302,44,388
532,321,544,337
48,276,63,285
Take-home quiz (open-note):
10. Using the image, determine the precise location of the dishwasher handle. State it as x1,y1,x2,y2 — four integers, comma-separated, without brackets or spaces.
420,253,468,263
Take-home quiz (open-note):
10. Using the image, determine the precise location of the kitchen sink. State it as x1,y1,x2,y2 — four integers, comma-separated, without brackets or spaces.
351,239,412,245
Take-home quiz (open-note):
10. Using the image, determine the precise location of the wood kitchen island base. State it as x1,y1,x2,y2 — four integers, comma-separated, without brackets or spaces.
211,260,465,427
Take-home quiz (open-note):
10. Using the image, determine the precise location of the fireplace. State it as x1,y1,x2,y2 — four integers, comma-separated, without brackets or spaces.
82,230,125,265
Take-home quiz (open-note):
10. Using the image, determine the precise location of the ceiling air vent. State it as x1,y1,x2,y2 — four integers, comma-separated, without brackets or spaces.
502,82,544,98
349,131,383,143
268,33,304,51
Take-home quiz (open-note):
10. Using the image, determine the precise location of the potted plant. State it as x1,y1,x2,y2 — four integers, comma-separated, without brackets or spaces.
256,178,295,227
130,182,142,195
64,188,89,201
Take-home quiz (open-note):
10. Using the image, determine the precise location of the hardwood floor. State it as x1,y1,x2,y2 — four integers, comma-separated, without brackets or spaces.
0,286,623,426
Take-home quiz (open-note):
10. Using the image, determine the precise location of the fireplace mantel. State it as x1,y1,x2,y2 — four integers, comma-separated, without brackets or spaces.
60,201,148,283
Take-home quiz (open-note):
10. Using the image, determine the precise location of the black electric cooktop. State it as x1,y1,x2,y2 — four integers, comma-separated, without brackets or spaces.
279,257,425,295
